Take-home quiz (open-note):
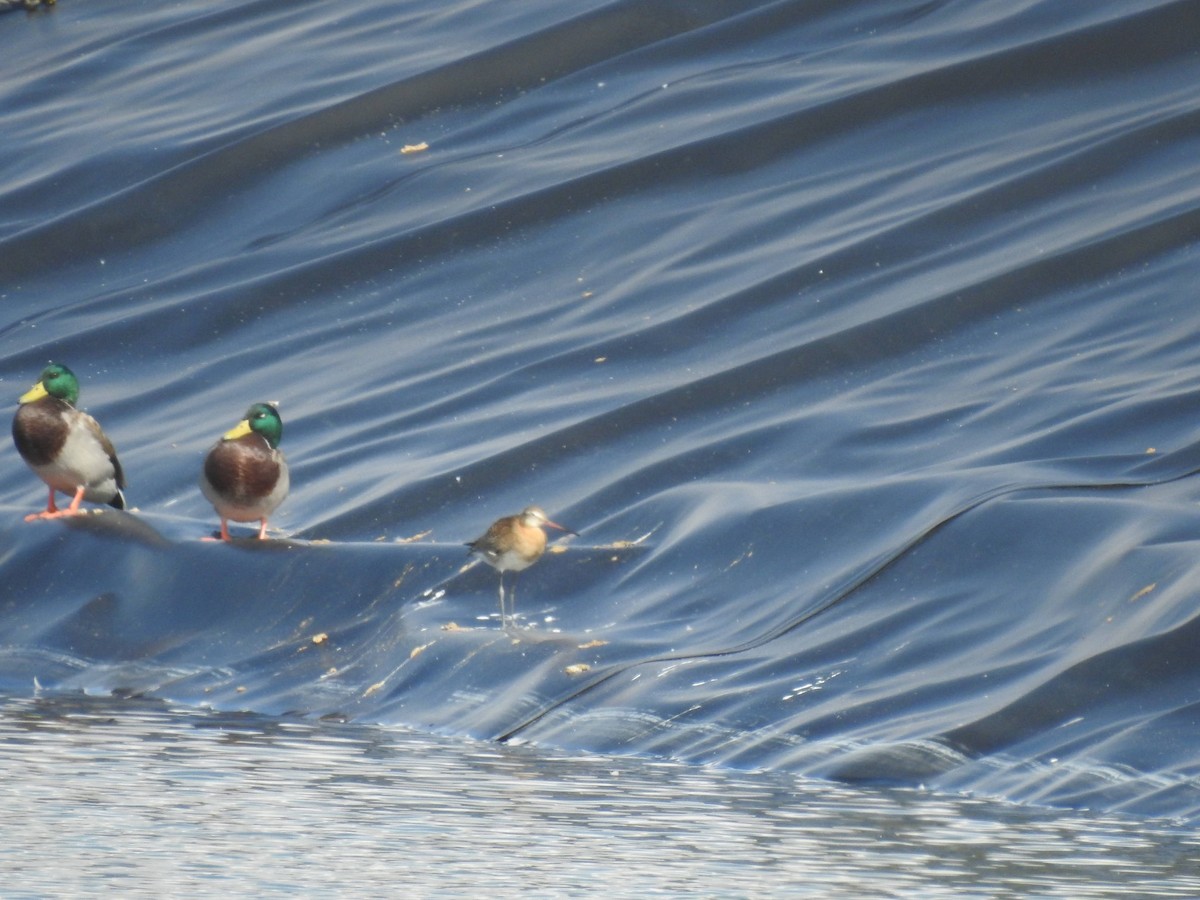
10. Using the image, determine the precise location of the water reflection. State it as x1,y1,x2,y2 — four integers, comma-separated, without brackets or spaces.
1,693,1197,897
2,0,1200,826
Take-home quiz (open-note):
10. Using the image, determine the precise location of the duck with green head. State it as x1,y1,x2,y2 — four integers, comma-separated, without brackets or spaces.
200,402,289,541
12,362,127,520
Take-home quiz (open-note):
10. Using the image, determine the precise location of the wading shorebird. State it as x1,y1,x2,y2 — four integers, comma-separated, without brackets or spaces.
200,402,289,541
12,362,126,520
466,505,577,630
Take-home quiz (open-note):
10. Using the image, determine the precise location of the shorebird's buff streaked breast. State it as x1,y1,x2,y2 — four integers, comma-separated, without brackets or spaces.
12,362,126,521
466,505,577,630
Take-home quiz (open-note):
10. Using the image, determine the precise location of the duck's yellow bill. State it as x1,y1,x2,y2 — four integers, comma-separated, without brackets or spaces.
18,382,48,404
223,419,253,440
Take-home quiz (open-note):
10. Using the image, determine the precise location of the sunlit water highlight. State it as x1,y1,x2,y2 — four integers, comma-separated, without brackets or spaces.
2,695,1199,898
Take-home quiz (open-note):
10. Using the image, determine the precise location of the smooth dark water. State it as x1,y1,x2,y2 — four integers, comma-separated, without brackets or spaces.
2,0,1200,882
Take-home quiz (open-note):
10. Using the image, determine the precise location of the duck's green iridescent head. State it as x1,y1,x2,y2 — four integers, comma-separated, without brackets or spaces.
19,363,80,405
224,402,283,449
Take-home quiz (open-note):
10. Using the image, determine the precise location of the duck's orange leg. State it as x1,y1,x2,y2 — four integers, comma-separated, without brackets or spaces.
23,488,58,521
201,518,235,542
25,487,85,521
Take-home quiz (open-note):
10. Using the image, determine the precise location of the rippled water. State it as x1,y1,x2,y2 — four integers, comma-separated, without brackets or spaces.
2,0,1200,885
3,694,1199,898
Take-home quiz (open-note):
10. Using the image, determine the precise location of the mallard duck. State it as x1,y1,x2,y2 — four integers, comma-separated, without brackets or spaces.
12,362,126,520
199,402,288,541
466,505,576,629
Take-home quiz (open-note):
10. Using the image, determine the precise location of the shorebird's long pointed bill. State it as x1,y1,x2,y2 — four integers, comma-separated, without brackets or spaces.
545,520,578,536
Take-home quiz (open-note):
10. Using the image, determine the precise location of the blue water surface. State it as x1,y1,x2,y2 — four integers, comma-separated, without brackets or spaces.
2,0,1200,829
